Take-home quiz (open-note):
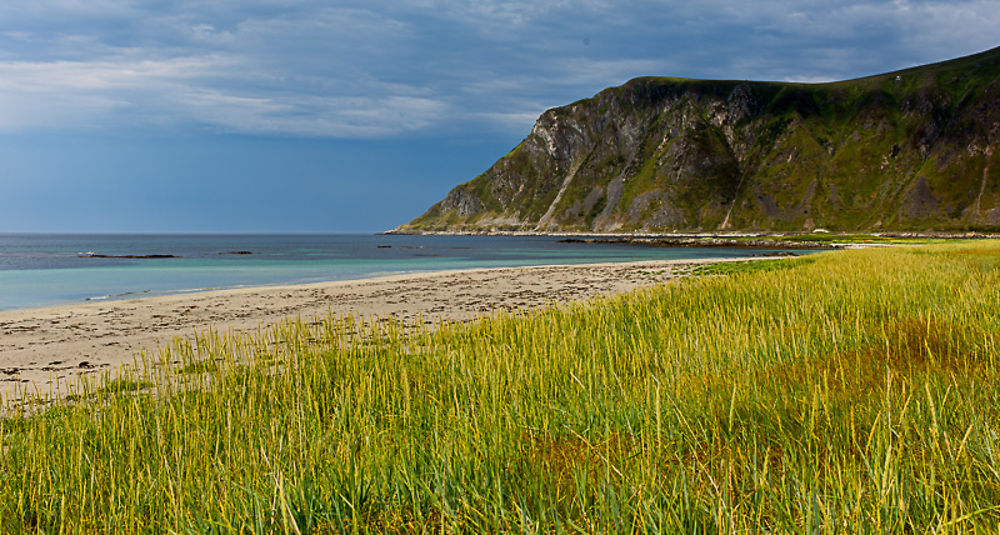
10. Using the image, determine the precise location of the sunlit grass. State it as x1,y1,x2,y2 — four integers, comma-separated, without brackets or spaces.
690,255,815,276
2,242,1000,532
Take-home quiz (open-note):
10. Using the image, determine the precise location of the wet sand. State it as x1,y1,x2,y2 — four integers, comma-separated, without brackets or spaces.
0,256,774,400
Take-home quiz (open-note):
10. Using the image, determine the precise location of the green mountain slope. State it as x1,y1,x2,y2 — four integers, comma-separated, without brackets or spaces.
398,46,1000,233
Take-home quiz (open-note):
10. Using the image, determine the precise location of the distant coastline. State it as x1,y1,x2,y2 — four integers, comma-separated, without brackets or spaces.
382,228,1000,240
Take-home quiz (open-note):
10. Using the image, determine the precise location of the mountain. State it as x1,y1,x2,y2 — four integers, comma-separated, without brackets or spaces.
397,47,1000,233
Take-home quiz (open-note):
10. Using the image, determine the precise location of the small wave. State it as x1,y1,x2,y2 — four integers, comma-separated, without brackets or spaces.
171,286,236,294
364,270,417,278
83,285,251,303
85,289,152,301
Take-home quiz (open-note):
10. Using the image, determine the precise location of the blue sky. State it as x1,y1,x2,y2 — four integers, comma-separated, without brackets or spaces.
1,0,998,233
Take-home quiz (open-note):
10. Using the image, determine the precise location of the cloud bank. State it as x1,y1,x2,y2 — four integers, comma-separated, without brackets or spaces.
0,0,997,137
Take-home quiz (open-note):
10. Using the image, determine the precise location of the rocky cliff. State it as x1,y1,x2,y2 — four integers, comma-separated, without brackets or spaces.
397,46,1000,233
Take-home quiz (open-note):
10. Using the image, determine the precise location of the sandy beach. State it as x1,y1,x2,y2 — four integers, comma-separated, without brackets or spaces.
0,256,775,400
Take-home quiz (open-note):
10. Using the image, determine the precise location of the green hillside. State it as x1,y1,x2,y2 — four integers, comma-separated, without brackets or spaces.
399,46,1000,233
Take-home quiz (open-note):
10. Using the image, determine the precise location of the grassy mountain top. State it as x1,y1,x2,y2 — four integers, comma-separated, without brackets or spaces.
400,46,1000,233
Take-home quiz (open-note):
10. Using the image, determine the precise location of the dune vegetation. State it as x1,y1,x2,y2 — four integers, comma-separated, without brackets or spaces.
2,242,1000,532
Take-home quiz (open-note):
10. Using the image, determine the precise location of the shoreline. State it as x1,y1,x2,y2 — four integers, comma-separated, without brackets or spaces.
381,229,1000,239
0,256,789,400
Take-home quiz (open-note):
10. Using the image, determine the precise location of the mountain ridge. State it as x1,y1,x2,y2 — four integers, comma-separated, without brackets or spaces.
397,46,1000,233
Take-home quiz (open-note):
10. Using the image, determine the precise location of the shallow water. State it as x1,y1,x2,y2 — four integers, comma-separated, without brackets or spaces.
0,233,804,310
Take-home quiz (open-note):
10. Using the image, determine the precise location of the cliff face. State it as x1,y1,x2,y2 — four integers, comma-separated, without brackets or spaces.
400,46,1000,233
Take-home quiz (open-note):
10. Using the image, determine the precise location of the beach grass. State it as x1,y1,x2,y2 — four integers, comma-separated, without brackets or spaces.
2,242,1000,532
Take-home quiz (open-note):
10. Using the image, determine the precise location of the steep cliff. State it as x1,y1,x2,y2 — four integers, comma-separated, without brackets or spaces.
398,46,1000,233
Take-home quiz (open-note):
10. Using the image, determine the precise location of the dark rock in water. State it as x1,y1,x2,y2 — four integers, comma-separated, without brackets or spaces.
79,253,179,259
745,251,799,257
220,251,254,255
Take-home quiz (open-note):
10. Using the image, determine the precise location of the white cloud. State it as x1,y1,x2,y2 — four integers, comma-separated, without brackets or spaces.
0,57,221,130
474,110,545,133
0,54,447,137
0,0,996,137
178,92,448,137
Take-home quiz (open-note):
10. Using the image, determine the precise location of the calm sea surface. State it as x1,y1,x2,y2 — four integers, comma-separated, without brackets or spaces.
0,234,803,311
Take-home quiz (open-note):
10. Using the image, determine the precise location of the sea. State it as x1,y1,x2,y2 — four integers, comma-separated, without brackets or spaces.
0,234,803,311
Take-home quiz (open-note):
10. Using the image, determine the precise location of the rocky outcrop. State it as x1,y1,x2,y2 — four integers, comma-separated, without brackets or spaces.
399,46,1000,233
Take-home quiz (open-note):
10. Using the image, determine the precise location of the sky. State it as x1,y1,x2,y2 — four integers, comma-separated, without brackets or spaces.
1,1,998,233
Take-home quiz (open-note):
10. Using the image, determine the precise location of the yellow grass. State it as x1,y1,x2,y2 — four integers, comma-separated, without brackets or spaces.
2,242,1000,532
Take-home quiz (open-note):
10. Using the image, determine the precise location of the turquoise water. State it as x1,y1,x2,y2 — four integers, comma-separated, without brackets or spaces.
0,234,804,310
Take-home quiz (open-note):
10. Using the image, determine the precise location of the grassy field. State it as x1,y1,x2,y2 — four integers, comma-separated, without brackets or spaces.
2,242,1000,532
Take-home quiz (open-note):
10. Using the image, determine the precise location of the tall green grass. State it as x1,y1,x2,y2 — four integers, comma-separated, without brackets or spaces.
2,242,1000,532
